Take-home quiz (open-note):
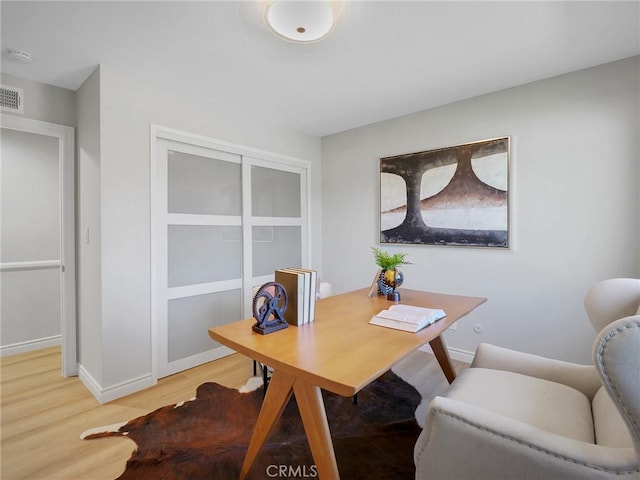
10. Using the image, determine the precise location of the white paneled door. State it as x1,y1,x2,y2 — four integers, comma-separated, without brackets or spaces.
152,127,308,378
0,116,76,376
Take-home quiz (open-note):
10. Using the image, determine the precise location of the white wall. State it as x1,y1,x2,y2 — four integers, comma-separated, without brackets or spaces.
321,56,640,364
0,73,76,127
78,65,321,400
76,67,103,385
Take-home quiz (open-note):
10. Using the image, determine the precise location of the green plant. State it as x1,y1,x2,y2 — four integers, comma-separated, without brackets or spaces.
371,247,411,270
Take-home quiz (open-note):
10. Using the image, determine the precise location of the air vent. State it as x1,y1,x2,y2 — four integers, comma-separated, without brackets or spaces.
0,85,24,114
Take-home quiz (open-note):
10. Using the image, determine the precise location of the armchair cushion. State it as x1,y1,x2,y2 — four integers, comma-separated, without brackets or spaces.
472,342,602,399
445,367,594,443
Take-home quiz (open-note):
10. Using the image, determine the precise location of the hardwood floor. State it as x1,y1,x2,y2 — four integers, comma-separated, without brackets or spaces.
1,346,467,480
1,347,254,480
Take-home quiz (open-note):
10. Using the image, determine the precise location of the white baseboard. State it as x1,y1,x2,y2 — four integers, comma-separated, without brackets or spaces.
447,346,475,364
0,335,61,357
418,343,475,364
79,364,157,404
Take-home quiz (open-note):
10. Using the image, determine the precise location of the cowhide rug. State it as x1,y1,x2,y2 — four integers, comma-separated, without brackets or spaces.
82,353,438,480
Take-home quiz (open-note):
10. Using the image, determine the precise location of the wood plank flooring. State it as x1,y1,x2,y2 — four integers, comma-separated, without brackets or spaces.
1,347,253,480
1,346,466,480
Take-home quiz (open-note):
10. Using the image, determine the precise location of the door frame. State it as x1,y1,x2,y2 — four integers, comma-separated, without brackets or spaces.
1,115,77,376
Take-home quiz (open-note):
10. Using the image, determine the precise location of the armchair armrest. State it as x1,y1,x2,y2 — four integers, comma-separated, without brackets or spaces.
415,397,639,480
471,343,601,399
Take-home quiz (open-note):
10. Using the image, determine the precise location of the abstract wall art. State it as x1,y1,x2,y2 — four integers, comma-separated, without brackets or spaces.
380,137,509,248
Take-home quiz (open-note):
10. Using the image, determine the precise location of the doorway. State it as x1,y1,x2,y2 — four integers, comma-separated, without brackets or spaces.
0,115,76,376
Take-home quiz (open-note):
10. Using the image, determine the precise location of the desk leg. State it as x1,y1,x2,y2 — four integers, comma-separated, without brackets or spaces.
292,380,340,480
429,335,457,384
239,370,294,479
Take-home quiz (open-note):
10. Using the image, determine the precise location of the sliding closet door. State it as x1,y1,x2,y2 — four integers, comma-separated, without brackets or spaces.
156,140,242,377
244,158,307,308
153,130,309,379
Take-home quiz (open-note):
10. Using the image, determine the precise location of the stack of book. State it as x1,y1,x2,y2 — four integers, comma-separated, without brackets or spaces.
369,304,446,332
274,268,318,326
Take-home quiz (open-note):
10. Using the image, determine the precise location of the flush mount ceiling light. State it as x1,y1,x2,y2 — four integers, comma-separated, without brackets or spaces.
265,1,336,43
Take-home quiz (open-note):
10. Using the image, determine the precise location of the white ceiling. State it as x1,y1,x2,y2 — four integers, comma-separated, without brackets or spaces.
1,1,639,137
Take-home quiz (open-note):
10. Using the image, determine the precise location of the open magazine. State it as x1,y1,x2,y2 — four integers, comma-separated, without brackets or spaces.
369,304,446,332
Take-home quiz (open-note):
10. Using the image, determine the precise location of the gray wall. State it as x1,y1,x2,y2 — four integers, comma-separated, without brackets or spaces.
76,67,103,384
321,56,640,364
0,73,76,126
76,65,321,399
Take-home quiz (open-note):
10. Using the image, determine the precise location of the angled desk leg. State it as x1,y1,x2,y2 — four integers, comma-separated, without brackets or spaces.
240,370,294,479
239,369,341,480
292,379,340,480
429,335,457,384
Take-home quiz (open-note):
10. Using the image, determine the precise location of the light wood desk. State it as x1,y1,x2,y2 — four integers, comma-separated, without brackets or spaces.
208,288,486,479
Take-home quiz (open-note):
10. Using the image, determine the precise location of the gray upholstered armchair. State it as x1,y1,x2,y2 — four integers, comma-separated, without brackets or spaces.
414,278,640,480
